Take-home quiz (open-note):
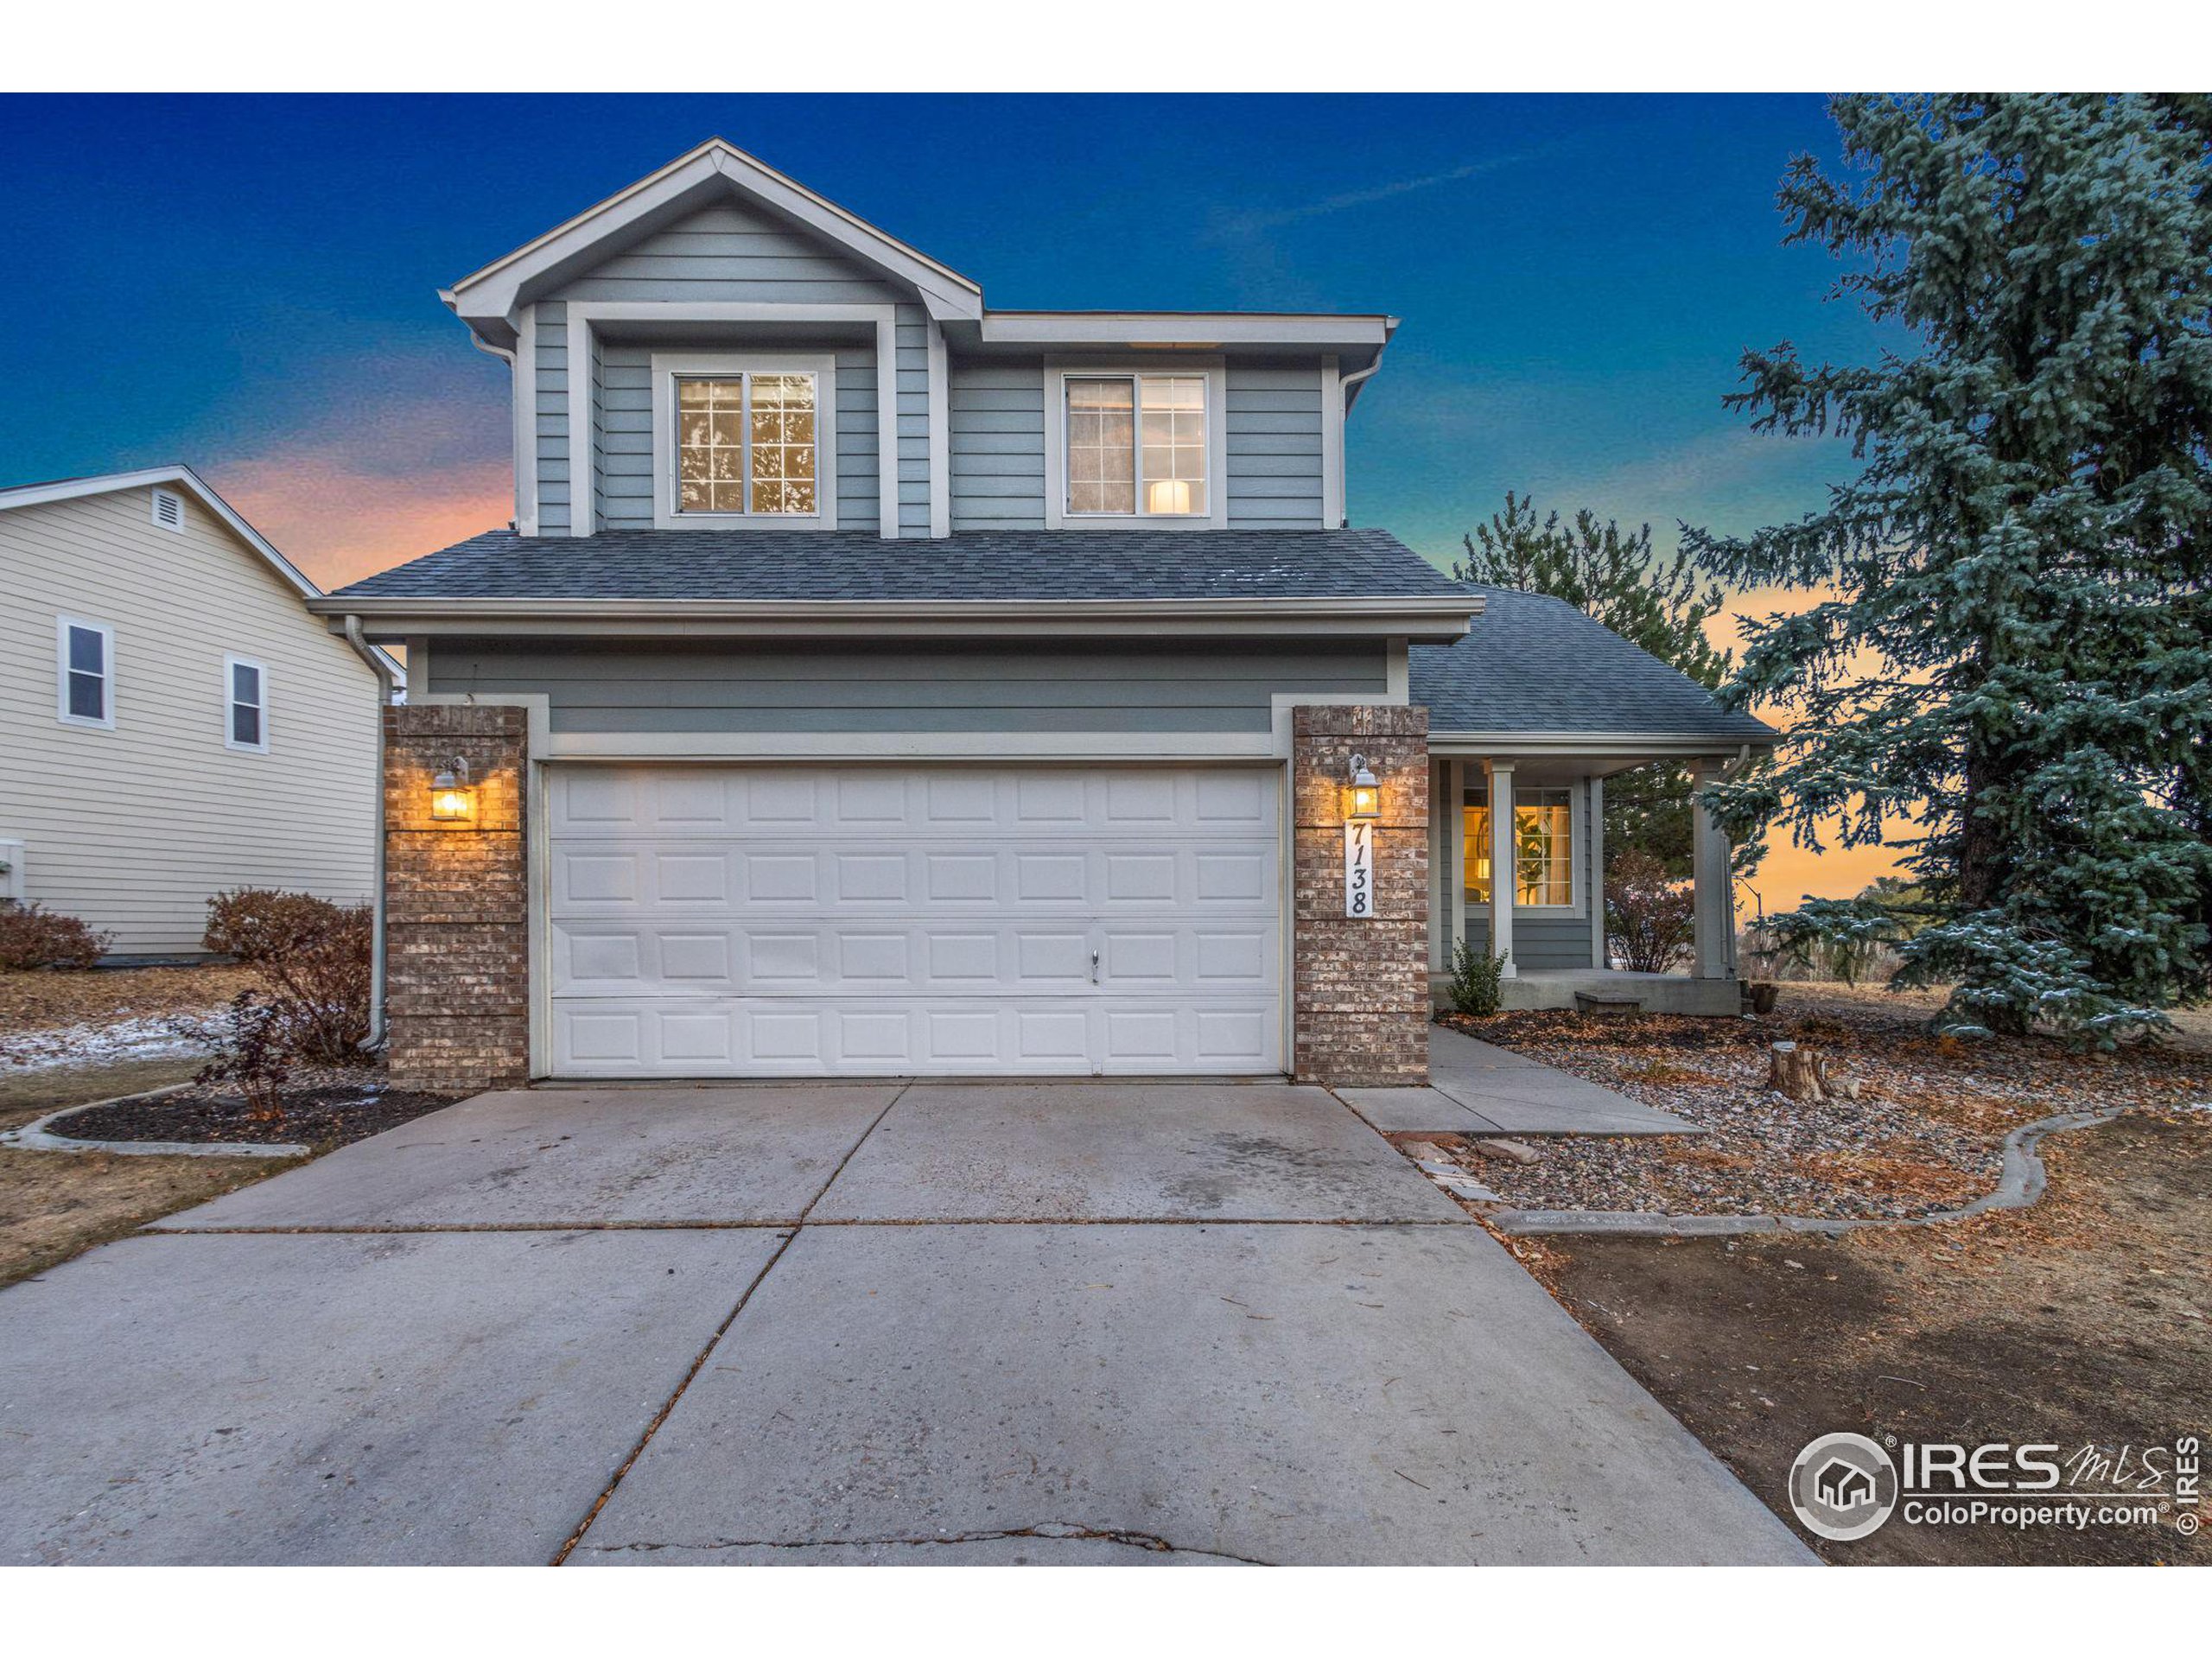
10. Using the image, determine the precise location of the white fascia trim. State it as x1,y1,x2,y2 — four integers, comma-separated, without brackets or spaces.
647,351,839,531
514,308,538,535
446,140,982,331
1429,731,1775,756
1,467,404,684
1319,354,1345,528
1042,356,1230,531
546,730,1281,761
983,313,1395,347
314,595,1478,642
560,303,895,540
926,322,950,538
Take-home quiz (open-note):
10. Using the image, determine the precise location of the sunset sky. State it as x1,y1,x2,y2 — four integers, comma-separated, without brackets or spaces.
0,92,1904,904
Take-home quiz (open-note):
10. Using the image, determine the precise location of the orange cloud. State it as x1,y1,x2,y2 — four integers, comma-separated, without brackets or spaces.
210,448,512,594
1705,581,1911,903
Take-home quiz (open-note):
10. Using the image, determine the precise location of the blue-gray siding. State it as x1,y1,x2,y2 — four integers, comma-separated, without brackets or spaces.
427,640,1388,735
531,200,929,536
947,358,1329,531
1225,360,1325,531
1444,785,1600,970
949,360,1046,531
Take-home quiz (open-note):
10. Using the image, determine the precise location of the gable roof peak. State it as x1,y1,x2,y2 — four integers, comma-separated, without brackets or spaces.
442,137,983,344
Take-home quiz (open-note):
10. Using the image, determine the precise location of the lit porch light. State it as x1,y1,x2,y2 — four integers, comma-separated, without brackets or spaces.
1344,753,1382,821
429,756,477,823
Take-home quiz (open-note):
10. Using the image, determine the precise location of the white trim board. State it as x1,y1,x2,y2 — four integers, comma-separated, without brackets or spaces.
1040,356,1230,532
645,351,839,531
557,302,899,540
444,139,982,334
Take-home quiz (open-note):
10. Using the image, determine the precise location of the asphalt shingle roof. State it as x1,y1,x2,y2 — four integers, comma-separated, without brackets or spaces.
330,526,1466,602
1412,583,1776,741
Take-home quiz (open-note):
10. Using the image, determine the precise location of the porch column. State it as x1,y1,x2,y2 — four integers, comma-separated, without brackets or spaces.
1484,759,1516,976
1448,758,1467,963
1691,758,1733,979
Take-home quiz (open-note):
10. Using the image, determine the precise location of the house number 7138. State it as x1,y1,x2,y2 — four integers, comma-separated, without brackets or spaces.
1344,821,1375,918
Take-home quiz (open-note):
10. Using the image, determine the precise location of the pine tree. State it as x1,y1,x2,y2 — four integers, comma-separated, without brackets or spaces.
1687,94,2212,1042
1454,492,1734,875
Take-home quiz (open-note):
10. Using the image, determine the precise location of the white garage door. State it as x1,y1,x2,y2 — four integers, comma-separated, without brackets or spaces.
547,763,1283,1077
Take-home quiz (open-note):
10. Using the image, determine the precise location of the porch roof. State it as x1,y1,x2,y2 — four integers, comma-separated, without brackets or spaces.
1410,583,1776,748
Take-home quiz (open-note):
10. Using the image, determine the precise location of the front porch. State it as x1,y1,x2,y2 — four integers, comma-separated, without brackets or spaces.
1422,744,1745,1017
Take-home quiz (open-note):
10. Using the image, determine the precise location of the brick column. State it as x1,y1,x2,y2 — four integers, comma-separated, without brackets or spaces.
384,704,529,1092
1291,703,1430,1085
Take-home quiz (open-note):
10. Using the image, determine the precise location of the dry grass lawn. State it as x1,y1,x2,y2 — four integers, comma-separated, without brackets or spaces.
0,1058,292,1290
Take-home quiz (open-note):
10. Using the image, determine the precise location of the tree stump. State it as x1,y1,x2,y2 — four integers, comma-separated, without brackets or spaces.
1768,1040,1829,1101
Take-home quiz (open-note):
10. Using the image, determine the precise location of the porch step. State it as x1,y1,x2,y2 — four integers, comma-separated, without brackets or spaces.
1573,991,1644,1017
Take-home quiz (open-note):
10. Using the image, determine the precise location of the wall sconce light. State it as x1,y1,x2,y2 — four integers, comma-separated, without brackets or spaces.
1344,753,1382,821
429,756,477,823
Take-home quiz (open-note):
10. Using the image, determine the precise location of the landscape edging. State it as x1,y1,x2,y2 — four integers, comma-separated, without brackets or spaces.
0,1087,310,1160
1483,1106,2135,1237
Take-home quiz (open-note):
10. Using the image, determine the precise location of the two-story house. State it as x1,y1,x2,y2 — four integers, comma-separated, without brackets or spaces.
315,140,1772,1090
1,467,400,958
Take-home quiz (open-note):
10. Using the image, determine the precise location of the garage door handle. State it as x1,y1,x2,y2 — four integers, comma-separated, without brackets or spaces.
1090,949,1100,986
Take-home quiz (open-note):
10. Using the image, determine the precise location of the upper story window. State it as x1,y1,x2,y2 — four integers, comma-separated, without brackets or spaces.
652,353,837,530
225,655,269,753
1065,374,1207,518
1045,359,1228,530
56,616,114,729
1463,786,1578,910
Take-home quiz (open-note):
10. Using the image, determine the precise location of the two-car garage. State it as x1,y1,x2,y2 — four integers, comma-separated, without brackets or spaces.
546,762,1284,1077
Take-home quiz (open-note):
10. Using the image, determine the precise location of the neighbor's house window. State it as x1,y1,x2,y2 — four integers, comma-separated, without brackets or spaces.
1463,787,1576,908
651,353,836,529
1061,372,1211,518
56,617,114,729
225,656,269,752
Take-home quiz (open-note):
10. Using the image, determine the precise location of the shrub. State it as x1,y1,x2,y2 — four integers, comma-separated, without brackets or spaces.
1605,849,1695,974
1448,939,1510,1017
203,888,372,1063
188,990,293,1122
0,900,111,970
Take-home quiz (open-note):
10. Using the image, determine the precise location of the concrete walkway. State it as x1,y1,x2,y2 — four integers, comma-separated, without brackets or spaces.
1342,1027,1703,1137
0,1077,1806,1566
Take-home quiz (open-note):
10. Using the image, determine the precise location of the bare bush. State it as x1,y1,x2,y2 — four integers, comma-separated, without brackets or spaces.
0,900,111,970
1605,849,1695,973
203,888,372,1063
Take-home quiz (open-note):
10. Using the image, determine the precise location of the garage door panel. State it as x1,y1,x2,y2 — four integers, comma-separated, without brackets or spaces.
555,918,1276,1000
549,765,1282,1077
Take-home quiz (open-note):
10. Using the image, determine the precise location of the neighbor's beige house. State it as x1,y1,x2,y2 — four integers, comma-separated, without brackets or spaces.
0,467,401,957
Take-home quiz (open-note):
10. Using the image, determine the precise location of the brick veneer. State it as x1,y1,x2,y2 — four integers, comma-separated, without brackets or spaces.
384,704,529,1091
1291,703,1431,1085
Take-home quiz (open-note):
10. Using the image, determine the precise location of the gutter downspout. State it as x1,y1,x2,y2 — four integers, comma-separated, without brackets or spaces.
1334,361,1385,528
343,616,395,1048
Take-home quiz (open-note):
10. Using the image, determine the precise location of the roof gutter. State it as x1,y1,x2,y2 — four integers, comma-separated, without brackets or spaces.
342,617,396,1052
309,592,1482,644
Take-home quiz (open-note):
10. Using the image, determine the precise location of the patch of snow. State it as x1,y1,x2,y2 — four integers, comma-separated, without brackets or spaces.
0,1014,219,1074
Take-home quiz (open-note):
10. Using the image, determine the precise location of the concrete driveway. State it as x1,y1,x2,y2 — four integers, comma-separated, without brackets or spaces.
0,1079,1811,1565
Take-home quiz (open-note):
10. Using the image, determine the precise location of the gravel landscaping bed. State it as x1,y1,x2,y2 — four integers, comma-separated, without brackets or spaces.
1435,986,2212,1222
60,1068,461,1149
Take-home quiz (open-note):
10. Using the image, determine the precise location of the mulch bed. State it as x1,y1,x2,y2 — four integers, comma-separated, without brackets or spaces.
1433,987,2212,1222
61,1071,462,1149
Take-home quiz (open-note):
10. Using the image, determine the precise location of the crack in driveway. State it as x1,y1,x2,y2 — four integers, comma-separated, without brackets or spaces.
579,1521,1272,1565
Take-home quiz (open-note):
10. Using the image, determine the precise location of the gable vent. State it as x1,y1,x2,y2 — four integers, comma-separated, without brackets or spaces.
150,487,185,531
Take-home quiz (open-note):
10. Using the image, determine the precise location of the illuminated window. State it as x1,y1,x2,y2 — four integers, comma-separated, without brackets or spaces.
1064,374,1207,517
673,371,818,517
1463,787,1575,908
